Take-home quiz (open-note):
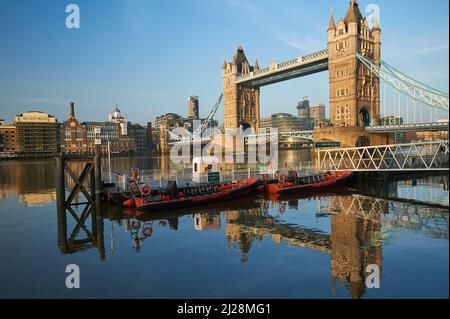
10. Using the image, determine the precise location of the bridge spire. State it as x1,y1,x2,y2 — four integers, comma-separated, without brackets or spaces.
373,15,381,30
254,57,260,70
328,9,336,30
344,0,363,24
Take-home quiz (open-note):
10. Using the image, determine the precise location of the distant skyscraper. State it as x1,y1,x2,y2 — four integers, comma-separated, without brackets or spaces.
297,97,310,119
310,103,326,122
188,96,199,119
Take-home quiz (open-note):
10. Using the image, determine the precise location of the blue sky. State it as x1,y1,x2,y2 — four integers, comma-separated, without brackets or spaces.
0,0,448,124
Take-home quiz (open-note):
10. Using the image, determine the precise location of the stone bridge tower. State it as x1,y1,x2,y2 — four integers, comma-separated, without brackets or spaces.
328,0,381,128
222,47,261,133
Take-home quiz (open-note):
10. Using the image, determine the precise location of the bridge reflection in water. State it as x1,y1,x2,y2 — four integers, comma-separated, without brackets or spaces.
55,188,448,299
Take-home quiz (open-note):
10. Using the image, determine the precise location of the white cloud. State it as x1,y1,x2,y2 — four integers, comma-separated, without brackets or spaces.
276,33,326,53
224,0,264,16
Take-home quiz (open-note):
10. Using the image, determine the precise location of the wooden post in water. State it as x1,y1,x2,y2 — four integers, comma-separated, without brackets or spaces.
90,168,96,201
55,155,65,206
55,154,67,253
94,145,102,207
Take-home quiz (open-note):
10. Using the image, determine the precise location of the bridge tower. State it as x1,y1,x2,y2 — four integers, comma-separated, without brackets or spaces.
222,47,261,133
328,0,381,128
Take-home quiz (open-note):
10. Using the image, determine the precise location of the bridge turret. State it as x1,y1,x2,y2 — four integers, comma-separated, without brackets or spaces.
222,47,261,133
372,16,381,65
344,0,362,35
327,0,381,130
254,58,260,71
328,10,336,42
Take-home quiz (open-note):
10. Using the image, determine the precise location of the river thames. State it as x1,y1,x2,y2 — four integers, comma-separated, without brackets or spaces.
0,150,448,299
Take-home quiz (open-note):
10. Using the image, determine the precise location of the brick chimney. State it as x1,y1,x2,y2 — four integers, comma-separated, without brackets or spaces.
70,102,75,118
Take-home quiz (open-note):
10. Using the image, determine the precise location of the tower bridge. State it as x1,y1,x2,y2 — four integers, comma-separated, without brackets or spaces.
168,0,449,162
222,0,383,133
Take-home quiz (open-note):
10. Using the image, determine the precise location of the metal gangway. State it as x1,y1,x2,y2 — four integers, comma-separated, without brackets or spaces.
317,140,449,172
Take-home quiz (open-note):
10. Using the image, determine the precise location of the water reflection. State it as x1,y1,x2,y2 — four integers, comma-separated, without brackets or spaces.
0,158,448,298
50,189,449,299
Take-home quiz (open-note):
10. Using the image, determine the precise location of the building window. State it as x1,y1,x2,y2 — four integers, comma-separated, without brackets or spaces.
76,128,82,140
65,128,71,140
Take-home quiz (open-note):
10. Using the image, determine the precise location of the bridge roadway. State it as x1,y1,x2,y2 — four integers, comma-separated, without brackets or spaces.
235,49,329,87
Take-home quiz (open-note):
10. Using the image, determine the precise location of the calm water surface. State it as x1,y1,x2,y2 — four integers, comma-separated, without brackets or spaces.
0,153,448,299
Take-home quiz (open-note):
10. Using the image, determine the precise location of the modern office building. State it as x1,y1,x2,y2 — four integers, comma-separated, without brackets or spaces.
296,98,315,130
83,121,135,154
129,123,148,152
14,111,58,156
297,97,310,119
262,113,313,149
146,122,154,150
188,96,200,119
155,113,185,129
270,113,310,132
260,117,271,132
310,103,326,123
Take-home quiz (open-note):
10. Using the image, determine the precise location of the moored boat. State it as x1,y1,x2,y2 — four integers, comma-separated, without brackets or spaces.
265,171,353,195
123,178,261,212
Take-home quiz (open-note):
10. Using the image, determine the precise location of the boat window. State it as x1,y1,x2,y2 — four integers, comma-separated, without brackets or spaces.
194,163,198,172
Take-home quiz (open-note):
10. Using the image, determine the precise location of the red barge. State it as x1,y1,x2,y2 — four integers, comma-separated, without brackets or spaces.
265,171,353,195
123,178,261,212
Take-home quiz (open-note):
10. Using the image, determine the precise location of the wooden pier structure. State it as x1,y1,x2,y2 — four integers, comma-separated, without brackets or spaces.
55,147,105,260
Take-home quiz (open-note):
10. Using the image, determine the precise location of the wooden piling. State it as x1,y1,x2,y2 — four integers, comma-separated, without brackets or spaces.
94,146,102,206
55,155,68,253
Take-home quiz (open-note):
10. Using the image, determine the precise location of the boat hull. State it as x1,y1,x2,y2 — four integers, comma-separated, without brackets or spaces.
266,171,353,195
132,178,261,212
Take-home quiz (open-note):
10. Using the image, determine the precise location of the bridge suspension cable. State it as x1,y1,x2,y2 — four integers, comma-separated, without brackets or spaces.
357,53,449,112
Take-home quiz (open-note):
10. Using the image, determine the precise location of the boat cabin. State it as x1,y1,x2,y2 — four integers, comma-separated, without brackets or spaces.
192,156,221,184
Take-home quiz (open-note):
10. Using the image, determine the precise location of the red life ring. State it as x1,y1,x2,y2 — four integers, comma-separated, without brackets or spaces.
279,205,286,213
142,227,153,237
141,185,152,197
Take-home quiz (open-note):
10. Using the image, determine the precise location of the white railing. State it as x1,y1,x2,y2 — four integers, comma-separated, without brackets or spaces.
106,163,324,190
317,140,449,172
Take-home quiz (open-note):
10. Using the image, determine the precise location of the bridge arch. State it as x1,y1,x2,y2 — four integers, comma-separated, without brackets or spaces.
359,108,371,127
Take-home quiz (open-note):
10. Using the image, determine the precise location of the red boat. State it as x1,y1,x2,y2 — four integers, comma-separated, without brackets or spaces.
123,178,261,212
265,171,353,195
